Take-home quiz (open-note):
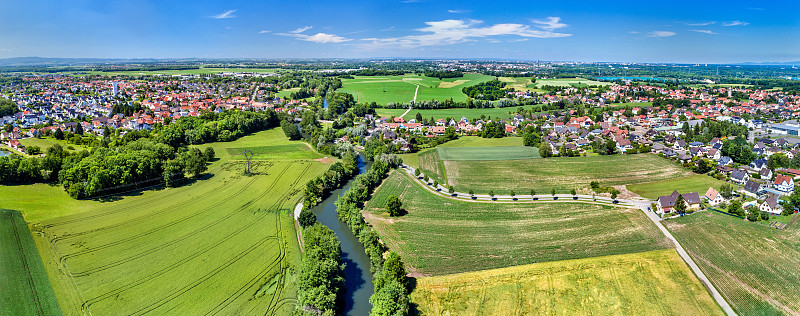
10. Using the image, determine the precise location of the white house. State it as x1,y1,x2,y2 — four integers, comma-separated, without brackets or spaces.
760,194,781,215
774,174,795,194
704,187,725,206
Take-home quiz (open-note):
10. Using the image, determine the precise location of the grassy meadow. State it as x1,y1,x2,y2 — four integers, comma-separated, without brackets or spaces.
666,211,800,315
338,73,495,104
1,209,62,315
410,249,722,316
436,153,691,194
531,77,615,88
363,171,671,276
19,137,90,152
375,104,538,121
628,174,731,199
3,129,330,315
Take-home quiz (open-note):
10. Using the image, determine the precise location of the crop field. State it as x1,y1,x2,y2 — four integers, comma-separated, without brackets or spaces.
363,171,671,276
498,76,535,91
439,154,691,194
666,211,800,315
439,136,524,147
1,209,62,315
417,150,447,185
530,77,615,88
3,127,332,315
338,73,495,104
375,104,539,121
436,146,540,161
628,174,730,199
410,249,722,316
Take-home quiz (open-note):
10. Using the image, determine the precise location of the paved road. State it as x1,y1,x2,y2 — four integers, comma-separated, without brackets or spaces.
399,163,737,315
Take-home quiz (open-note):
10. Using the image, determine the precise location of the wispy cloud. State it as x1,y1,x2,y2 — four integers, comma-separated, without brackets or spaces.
360,18,570,49
648,31,676,37
258,30,271,34
210,9,237,19
686,21,715,26
448,9,469,13
690,29,717,34
289,26,313,33
747,7,764,11
531,17,568,30
722,20,749,26
277,32,351,43
401,0,421,3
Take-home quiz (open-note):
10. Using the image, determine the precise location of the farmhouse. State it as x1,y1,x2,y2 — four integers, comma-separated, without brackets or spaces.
704,187,724,206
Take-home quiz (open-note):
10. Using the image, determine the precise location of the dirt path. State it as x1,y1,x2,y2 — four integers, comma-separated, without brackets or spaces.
399,85,419,119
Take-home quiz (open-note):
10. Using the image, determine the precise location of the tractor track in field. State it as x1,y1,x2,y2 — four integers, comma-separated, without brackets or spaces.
55,175,262,267
80,163,312,315
8,210,46,316
206,163,311,316
70,167,293,277
49,165,274,243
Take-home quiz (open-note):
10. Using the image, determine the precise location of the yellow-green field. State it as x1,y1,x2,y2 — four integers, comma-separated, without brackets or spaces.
628,174,730,199
531,77,615,88
338,73,495,104
5,129,330,315
410,249,723,316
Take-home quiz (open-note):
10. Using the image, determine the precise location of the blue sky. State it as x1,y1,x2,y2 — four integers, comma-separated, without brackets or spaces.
1,0,798,63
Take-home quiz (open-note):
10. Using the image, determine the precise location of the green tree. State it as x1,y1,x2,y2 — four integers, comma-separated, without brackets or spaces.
280,120,301,140
204,147,215,161
75,123,84,135
539,142,552,158
53,128,64,140
469,189,475,196
719,183,734,198
674,194,687,215
414,169,420,177
298,208,316,228
728,200,745,217
551,188,556,196
489,190,495,198
590,181,600,189
448,185,454,194
530,189,536,197
386,195,403,217
611,191,618,200
570,188,577,196
26,146,41,155
694,159,712,174
746,207,760,222
423,174,429,183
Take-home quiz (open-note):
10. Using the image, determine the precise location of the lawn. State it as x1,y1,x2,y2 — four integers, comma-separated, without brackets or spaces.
666,211,800,315
3,127,331,315
436,146,540,161
338,73,495,104
363,171,671,276
375,104,538,121
437,153,691,194
628,174,731,199
410,249,722,316
1,209,62,316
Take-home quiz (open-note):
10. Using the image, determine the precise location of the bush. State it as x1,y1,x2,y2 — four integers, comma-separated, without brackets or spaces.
298,208,317,228
386,195,403,217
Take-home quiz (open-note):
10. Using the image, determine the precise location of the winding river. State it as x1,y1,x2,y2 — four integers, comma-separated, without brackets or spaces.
309,156,373,315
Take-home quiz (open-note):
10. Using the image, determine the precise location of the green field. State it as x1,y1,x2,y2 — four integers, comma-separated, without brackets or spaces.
431,153,691,194
498,76,535,91
666,211,800,315
531,78,615,88
410,249,722,315
628,174,731,199
436,146,540,161
1,209,62,315
439,136,524,147
19,137,90,152
3,128,330,315
363,171,671,276
338,73,495,104
375,104,538,121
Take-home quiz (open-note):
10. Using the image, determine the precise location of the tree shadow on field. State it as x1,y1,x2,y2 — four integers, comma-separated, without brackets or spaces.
90,173,213,203
407,277,421,316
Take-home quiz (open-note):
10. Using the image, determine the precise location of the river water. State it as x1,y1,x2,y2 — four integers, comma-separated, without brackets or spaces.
310,156,373,315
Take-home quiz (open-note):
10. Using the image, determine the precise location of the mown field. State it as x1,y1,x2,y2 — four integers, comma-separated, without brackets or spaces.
19,137,91,152
338,73,495,104
399,137,524,169
436,153,691,194
1,209,62,316
436,146,540,161
363,171,671,276
628,174,730,199
6,129,330,315
410,249,722,316
666,211,800,315
221,130,325,160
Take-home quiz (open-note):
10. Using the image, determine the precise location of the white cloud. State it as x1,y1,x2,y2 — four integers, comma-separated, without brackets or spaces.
277,32,351,43
289,26,313,33
723,20,749,26
360,18,570,49
690,29,717,34
687,21,715,26
448,9,468,13
648,31,676,37
531,17,568,30
210,9,236,19
259,30,271,34
628,31,641,34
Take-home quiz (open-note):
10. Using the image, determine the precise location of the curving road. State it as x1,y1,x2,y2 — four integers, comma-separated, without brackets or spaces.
398,163,736,315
